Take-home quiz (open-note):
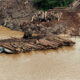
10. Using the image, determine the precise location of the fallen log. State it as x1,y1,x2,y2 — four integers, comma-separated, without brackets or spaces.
0,35,75,54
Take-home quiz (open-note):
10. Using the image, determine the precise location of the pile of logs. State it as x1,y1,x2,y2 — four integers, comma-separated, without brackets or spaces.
0,35,75,53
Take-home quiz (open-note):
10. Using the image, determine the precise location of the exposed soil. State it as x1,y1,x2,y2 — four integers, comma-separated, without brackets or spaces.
19,11,80,39
0,0,36,30
0,0,79,31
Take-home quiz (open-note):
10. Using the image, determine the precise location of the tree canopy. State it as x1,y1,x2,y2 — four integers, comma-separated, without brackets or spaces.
34,0,74,10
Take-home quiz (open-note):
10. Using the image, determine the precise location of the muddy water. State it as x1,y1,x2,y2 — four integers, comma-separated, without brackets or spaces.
0,26,24,39
0,26,80,80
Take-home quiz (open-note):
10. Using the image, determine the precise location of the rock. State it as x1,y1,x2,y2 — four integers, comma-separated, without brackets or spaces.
52,22,68,34
31,11,63,22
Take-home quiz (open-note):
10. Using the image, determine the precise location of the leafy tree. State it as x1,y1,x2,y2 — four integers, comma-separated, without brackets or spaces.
34,0,74,10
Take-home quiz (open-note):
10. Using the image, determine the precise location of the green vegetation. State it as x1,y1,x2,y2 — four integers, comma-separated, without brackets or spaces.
34,0,74,10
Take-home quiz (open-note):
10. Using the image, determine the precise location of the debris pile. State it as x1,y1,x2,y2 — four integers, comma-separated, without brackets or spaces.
31,11,63,22
0,35,75,53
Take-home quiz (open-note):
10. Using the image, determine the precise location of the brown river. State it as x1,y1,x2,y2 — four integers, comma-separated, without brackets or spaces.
0,26,80,80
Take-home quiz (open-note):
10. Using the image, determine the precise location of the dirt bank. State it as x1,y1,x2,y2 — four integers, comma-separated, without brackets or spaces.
20,11,80,38
0,0,35,30
0,0,79,31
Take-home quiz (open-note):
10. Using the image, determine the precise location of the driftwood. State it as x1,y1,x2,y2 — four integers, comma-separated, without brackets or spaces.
0,35,75,54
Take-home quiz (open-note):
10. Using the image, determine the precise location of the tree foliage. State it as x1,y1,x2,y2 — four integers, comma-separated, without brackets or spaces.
34,0,74,10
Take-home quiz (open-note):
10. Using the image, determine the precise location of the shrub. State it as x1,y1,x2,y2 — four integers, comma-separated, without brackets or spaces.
34,0,74,10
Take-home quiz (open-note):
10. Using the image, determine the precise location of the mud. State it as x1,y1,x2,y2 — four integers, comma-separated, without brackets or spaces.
0,26,23,40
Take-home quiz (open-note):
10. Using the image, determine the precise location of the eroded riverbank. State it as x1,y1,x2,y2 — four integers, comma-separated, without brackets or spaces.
0,25,80,80
0,26,75,54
